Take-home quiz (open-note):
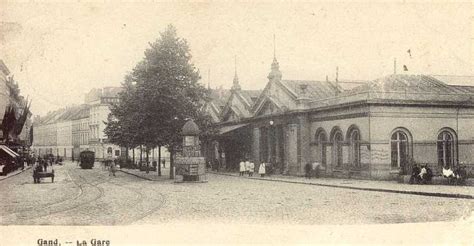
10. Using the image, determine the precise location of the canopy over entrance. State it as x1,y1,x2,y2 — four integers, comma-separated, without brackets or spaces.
0,145,19,158
218,123,249,135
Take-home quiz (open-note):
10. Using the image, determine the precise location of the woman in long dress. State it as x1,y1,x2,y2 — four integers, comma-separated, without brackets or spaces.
258,162,266,177
239,160,245,176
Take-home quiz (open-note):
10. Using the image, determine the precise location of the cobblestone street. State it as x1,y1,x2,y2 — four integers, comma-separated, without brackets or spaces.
0,161,472,225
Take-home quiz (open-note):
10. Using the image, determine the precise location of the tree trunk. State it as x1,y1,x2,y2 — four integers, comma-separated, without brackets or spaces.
169,147,174,179
146,146,149,174
158,145,162,176
132,148,135,166
152,147,154,162
125,147,129,161
139,145,143,168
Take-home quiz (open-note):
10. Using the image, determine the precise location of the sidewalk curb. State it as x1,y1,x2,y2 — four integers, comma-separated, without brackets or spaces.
0,166,32,182
118,169,164,181
118,169,154,181
210,172,474,200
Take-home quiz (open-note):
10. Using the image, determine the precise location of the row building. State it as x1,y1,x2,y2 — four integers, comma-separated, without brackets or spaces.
203,56,474,180
32,87,122,161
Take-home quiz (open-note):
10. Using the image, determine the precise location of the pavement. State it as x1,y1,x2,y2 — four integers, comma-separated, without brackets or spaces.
0,165,31,181
1,161,473,226
118,168,473,199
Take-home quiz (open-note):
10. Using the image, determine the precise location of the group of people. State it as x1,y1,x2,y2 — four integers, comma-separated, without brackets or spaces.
409,164,433,184
32,156,55,176
410,163,468,185
442,165,467,185
239,160,267,177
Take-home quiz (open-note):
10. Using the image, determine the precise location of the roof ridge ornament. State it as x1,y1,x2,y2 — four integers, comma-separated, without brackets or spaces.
267,34,282,81
231,55,241,91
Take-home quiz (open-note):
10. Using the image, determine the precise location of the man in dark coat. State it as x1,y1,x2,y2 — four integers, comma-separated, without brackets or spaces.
409,164,421,184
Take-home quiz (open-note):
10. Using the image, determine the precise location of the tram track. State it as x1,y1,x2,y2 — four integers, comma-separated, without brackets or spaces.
1,164,168,225
104,176,167,224
1,168,111,224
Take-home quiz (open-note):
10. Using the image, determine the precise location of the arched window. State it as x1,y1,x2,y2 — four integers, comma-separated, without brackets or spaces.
349,129,361,168
332,131,344,169
315,129,327,167
107,147,113,154
390,129,411,169
437,129,456,168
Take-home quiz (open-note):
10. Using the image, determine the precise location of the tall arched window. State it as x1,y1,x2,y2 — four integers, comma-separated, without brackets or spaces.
333,131,344,169
437,129,456,168
315,129,327,167
390,129,411,170
349,129,361,168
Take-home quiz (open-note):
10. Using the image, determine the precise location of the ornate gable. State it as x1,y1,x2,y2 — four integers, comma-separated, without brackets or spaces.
255,98,284,117
253,80,296,117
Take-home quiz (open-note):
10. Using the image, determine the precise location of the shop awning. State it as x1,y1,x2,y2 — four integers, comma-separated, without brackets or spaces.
0,145,20,158
218,123,249,135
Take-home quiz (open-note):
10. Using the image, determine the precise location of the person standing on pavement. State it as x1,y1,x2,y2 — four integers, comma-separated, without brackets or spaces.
32,161,41,183
248,161,254,177
245,160,250,176
259,162,266,177
239,160,245,176
109,161,117,177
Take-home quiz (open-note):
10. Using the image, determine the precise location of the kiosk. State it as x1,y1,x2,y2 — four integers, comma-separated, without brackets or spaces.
175,119,207,182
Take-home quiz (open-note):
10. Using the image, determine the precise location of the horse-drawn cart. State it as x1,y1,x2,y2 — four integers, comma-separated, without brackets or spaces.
33,169,54,183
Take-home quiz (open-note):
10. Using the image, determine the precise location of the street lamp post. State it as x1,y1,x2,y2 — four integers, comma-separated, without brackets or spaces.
269,120,275,174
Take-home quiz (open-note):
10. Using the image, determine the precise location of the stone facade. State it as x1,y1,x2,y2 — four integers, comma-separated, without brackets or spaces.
204,57,474,180
32,87,122,161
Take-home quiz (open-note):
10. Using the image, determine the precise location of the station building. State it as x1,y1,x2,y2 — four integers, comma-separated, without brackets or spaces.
204,57,474,180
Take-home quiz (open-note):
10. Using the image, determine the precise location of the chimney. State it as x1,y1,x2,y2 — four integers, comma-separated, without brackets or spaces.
296,83,311,109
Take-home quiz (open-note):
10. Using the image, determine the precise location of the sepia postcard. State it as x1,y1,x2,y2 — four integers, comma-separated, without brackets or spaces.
0,0,472,245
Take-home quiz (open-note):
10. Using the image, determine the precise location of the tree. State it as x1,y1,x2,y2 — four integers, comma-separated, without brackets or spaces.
131,24,208,178
104,74,141,163
106,24,211,178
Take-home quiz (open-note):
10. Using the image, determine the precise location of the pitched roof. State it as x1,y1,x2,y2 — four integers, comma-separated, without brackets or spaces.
58,105,89,121
239,90,261,107
102,87,123,98
348,74,471,94
35,104,90,125
279,80,341,99
34,109,66,125
208,88,231,108
431,75,474,86
71,105,90,120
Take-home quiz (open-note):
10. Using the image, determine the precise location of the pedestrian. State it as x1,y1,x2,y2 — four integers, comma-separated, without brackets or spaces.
32,161,40,183
259,162,266,177
162,159,166,168
409,164,421,184
239,160,245,176
312,162,322,178
42,159,48,172
109,161,116,177
419,164,433,184
245,160,250,176
305,163,312,179
248,161,254,177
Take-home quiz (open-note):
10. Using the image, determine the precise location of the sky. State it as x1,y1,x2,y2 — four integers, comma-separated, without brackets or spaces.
0,1,472,116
